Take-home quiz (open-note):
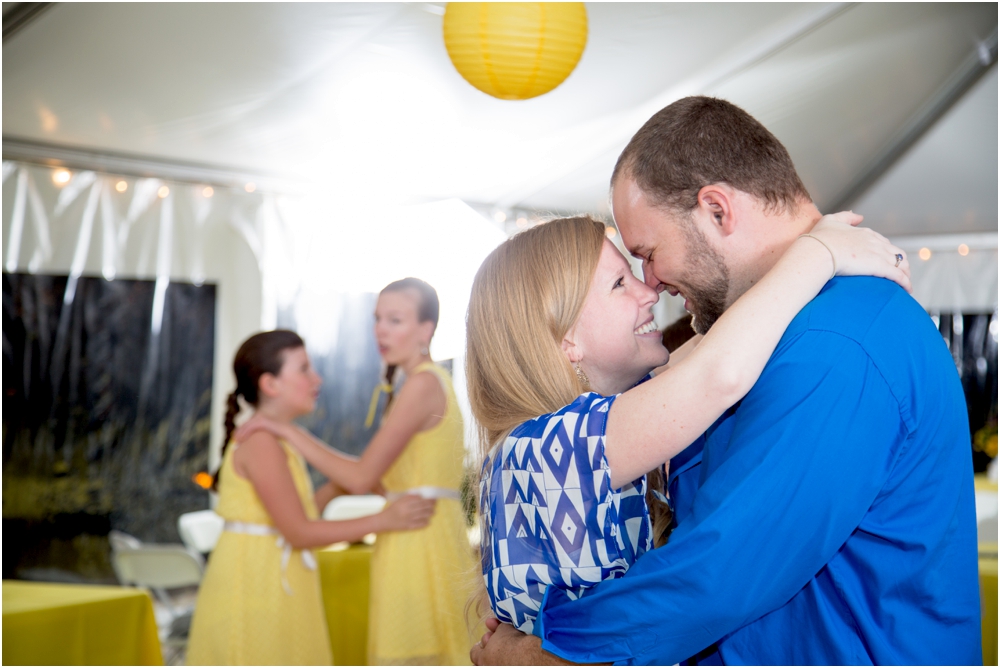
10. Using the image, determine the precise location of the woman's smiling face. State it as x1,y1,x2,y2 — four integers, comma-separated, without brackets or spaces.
564,239,669,395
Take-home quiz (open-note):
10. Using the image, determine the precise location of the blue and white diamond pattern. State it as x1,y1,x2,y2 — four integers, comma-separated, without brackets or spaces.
480,393,654,634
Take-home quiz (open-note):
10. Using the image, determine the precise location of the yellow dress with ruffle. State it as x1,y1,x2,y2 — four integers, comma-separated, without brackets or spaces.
368,362,478,665
186,440,332,665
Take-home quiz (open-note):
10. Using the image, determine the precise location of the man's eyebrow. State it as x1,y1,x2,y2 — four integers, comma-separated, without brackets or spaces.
628,244,650,259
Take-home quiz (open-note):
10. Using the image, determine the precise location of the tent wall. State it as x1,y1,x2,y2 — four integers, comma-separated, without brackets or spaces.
1,161,267,472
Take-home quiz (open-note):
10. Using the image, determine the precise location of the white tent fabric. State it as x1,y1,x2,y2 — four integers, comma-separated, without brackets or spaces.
1,159,507,465
3,3,995,223
3,3,998,457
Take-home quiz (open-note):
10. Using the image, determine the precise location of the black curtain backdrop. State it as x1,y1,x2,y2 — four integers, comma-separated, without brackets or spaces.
932,311,998,472
3,272,215,581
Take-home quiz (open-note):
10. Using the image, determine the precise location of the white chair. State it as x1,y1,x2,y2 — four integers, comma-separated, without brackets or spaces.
177,509,225,554
976,487,998,544
109,531,205,643
322,494,387,521
108,529,142,552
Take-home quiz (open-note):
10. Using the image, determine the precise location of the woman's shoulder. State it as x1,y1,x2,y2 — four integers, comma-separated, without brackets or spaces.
508,392,615,441
484,392,617,481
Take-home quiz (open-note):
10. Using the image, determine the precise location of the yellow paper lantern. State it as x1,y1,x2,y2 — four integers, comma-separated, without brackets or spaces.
443,2,588,101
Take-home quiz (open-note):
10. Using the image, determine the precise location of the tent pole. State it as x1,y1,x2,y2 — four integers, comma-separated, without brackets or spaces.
2,2,52,44
824,30,998,213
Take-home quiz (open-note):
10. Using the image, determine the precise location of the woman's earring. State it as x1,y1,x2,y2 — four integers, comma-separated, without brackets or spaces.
574,364,590,388
420,345,430,356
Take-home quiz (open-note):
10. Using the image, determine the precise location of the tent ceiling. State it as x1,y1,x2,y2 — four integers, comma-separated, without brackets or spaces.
3,2,996,235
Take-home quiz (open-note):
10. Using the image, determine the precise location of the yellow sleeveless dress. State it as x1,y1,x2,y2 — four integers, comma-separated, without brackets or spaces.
186,440,333,665
368,362,478,665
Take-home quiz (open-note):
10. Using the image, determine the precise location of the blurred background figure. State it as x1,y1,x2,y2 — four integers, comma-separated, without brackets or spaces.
186,330,435,665
236,280,478,665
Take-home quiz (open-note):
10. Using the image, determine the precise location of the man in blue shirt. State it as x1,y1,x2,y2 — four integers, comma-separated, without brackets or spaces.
471,97,981,664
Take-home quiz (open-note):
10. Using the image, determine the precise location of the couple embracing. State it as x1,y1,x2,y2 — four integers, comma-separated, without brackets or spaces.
464,97,982,665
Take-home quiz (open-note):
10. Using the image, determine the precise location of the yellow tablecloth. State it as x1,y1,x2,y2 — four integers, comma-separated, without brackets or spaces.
981,545,998,667
319,544,373,666
2,580,163,666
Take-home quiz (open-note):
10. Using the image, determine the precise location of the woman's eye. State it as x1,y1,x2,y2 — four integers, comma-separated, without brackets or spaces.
614,277,625,289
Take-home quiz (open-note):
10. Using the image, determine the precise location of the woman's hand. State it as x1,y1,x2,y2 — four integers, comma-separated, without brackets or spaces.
806,211,912,292
378,494,437,532
233,414,289,444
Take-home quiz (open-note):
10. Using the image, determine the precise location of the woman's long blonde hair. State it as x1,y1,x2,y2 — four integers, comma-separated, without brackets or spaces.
464,216,605,624
466,216,605,456
465,218,672,623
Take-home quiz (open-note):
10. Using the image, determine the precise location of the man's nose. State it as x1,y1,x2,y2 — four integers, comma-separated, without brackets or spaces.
643,269,665,292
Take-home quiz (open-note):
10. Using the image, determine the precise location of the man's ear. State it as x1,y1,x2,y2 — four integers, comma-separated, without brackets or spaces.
258,372,280,399
696,185,738,237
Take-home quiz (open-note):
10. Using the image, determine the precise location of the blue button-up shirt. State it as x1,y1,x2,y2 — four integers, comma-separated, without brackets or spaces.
535,277,982,665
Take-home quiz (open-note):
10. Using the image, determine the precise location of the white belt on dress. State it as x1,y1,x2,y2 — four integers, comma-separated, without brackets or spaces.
386,486,461,501
223,520,316,596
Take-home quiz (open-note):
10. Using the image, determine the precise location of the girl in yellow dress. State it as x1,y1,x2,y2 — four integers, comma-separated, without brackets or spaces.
237,279,478,665
186,330,437,665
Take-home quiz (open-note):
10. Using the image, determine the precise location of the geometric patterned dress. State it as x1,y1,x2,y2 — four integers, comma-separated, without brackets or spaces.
479,392,654,635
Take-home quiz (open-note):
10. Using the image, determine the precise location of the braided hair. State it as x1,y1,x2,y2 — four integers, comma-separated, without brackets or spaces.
213,329,305,490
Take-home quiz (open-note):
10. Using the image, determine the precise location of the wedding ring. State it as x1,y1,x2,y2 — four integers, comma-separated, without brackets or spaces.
894,253,904,267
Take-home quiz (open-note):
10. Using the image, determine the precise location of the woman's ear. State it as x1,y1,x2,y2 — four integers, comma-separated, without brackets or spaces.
418,321,435,352
561,327,582,365
257,372,280,399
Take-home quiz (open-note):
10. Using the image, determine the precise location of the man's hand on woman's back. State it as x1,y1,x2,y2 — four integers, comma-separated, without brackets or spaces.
470,617,587,666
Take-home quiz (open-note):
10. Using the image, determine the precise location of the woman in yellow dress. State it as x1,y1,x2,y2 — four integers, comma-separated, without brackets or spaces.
237,279,478,665
186,329,437,665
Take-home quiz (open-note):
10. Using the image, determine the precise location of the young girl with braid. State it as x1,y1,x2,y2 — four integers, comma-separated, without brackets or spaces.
235,279,479,665
186,330,435,665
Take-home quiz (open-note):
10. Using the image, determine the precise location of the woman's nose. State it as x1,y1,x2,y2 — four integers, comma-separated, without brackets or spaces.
637,279,660,306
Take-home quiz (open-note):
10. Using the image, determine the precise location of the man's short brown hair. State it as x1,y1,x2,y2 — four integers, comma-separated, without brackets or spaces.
612,96,811,214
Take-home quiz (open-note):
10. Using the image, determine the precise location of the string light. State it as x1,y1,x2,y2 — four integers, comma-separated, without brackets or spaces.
515,217,528,229
51,169,71,185
203,186,214,198
244,182,256,193
493,210,507,223
957,244,969,256
157,185,170,198
115,180,128,192
918,247,932,261
605,226,617,239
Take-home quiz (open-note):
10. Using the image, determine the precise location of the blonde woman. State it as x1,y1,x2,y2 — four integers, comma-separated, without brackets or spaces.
466,214,910,647
235,279,477,665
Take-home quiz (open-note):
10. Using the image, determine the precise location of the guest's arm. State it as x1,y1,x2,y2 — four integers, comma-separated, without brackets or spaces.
313,479,344,513
233,432,436,549
235,369,445,494
531,331,906,664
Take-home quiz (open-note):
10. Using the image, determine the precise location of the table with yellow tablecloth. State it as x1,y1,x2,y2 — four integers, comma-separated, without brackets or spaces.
319,543,373,666
977,472,998,666
2,580,163,666
980,548,997,667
